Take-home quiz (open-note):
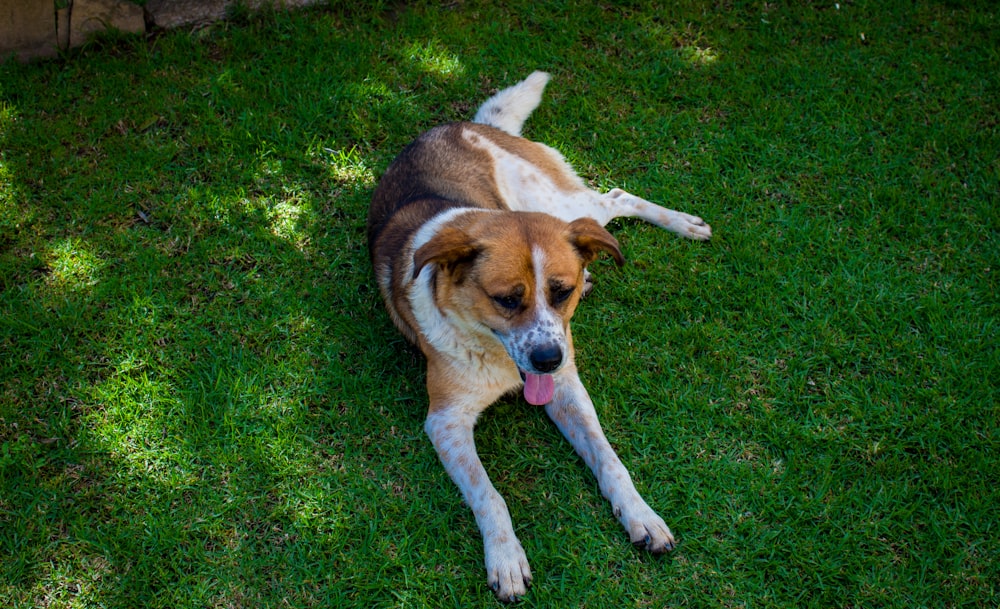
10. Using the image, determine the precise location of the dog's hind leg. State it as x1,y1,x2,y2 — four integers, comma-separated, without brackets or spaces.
545,367,676,553
590,188,712,240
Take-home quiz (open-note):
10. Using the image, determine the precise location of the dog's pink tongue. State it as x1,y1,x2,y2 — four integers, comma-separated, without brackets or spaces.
523,373,554,405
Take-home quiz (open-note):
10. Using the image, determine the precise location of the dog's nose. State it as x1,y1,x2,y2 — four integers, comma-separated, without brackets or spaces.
530,345,563,373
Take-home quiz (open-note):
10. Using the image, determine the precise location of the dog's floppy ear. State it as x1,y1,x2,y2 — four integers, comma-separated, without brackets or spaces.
567,217,625,266
413,227,480,280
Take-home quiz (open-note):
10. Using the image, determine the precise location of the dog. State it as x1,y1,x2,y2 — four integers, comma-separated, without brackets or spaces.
367,71,710,602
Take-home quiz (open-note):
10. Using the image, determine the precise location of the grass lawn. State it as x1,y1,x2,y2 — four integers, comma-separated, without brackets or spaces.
1,1,997,606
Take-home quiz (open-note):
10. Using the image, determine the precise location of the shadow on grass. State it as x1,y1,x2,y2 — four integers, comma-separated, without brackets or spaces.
0,9,457,606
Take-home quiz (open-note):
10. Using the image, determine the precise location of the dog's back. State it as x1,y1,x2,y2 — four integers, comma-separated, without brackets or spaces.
367,71,552,258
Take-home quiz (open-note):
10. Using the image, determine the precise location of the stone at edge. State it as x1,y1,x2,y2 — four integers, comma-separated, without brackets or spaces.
0,0,58,61
69,0,146,49
145,0,325,30
144,0,228,30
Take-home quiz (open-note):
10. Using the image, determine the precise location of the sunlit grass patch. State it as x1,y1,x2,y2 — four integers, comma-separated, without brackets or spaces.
264,196,314,248
403,39,465,78
0,156,16,227
45,238,105,292
680,45,719,65
86,369,200,485
321,146,376,187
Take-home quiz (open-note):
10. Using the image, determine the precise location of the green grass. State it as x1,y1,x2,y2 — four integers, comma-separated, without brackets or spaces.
1,1,997,607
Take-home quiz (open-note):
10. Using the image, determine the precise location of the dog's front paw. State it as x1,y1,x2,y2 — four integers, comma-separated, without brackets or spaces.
617,503,676,554
672,212,712,241
485,539,533,602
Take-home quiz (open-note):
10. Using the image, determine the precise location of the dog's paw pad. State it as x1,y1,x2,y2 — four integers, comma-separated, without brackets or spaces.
679,215,712,241
486,542,532,602
632,527,675,554
622,505,675,554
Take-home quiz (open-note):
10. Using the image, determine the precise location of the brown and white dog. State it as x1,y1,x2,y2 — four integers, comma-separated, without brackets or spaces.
367,71,710,602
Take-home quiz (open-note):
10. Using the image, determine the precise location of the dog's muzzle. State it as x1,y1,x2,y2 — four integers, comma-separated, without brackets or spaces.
494,329,564,405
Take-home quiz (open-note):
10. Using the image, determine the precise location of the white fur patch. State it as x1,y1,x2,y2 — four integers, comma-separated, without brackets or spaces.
473,71,550,137
407,208,478,358
409,207,480,261
461,127,598,220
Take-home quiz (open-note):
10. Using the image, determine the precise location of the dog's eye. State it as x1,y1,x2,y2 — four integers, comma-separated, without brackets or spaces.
551,286,575,305
492,294,521,311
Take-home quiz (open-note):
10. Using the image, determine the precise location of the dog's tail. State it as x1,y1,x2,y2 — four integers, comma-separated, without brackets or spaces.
473,71,551,137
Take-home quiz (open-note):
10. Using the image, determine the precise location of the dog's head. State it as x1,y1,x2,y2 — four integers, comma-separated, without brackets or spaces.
413,211,623,404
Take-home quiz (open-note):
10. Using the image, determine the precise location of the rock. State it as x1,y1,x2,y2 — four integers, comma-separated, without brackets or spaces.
0,0,59,61
144,0,228,30
145,0,324,30
1,0,328,61
69,0,146,48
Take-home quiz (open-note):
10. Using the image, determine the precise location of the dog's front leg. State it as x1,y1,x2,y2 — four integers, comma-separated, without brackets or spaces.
425,407,532,602
545,367,676,553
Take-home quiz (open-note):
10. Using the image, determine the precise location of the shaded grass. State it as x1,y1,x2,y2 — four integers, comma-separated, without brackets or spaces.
1,1,998,607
